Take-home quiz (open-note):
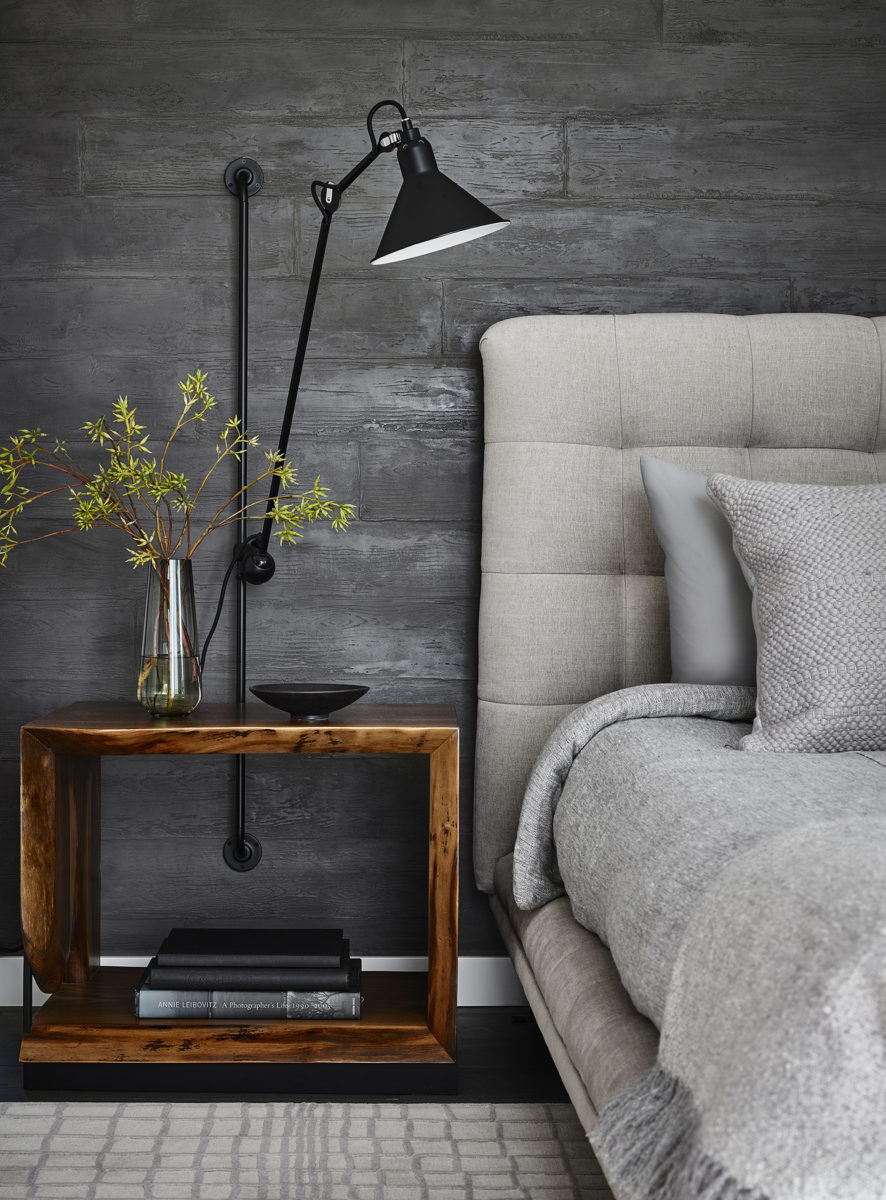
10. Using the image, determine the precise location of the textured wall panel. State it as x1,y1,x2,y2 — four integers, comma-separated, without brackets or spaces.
0,0,884,954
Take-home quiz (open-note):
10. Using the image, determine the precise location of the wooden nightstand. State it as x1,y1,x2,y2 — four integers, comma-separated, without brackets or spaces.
19,701,458,1092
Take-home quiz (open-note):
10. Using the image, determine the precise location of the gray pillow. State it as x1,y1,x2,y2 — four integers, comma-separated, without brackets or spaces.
640,456,755,686
707,473,886,753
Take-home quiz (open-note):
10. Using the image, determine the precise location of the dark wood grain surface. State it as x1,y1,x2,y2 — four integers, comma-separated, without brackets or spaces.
427,733,459,1056
23,703,458,755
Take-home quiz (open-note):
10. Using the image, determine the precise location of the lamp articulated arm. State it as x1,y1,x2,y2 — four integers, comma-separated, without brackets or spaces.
241,100,410,581
201,101,422,671
207,96,508,657
212,98,507,873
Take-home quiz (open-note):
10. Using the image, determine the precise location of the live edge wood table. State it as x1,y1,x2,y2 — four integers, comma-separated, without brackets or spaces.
19,701,459,1093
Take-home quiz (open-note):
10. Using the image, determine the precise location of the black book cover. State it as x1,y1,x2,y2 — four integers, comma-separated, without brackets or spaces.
135,962,363,1019
146,944,353,990
155,926,345,968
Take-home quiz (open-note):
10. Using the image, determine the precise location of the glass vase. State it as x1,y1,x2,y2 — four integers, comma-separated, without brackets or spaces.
137,558,202,716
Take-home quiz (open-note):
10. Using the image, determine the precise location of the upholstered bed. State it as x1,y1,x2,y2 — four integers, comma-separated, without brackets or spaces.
473,313,886,1198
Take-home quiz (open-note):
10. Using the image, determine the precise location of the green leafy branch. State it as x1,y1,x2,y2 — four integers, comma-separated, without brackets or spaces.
0,370,355,569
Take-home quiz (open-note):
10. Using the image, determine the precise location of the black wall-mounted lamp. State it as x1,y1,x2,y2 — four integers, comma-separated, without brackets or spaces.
235,100,507,576
214,100,508,871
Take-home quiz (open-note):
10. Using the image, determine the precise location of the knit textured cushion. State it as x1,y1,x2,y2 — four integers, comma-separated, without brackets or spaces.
707,474,886,752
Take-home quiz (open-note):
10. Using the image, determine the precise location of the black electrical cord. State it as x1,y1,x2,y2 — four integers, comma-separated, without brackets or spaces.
199,552,238,672
200,538,275,673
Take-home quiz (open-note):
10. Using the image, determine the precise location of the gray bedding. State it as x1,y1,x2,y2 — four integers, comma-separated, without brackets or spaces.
512,683,886,1198
555,712,886,1029
513,682,757,911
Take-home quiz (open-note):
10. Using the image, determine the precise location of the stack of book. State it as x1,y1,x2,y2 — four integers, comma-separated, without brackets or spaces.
134,926,362,1019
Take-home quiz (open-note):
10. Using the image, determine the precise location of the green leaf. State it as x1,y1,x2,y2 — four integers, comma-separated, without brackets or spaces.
0,369,353,566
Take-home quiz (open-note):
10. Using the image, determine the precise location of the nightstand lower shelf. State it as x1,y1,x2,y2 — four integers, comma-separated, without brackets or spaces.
21,968,456,1093
20,703,460,1094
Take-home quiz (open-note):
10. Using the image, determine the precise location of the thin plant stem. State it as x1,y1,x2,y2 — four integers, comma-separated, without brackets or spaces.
0,373,352,571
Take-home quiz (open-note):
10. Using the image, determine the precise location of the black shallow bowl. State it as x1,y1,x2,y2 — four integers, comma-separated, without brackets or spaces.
249,682,369,720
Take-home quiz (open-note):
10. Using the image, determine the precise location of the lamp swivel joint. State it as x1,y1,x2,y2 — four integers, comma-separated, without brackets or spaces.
311,179,343,218
237,535,276,585
377,129,404,151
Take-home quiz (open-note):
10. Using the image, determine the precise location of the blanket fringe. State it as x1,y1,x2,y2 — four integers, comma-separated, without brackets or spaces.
590,1064,769,1200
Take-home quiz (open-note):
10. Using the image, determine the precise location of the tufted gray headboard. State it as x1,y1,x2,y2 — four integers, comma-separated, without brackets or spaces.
474,312,886,892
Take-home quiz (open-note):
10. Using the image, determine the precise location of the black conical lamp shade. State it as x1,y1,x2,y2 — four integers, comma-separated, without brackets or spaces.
372,127,509,265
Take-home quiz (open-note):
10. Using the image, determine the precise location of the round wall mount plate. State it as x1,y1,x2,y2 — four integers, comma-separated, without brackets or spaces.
223,833,262,872
224,157,264,197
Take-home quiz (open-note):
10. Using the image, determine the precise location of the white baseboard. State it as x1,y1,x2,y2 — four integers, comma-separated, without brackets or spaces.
3,955,526,1008
456,956,527,1005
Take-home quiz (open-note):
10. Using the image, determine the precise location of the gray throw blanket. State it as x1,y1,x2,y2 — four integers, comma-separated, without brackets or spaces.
512,683,886,1199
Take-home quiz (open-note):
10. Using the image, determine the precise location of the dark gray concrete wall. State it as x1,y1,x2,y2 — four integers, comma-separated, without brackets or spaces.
1,2,885,960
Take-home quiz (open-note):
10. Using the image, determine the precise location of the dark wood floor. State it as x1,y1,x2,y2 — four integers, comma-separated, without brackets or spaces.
1,1005,570,1103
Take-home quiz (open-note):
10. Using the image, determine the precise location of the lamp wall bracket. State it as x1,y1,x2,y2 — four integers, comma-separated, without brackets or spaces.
224,157,264,198
223,832,263,872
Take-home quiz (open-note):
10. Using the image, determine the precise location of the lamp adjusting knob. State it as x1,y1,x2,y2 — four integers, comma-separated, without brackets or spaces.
241,547,276,585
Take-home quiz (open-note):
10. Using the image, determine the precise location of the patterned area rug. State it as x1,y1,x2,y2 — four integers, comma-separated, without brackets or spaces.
0,1100,613,1199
